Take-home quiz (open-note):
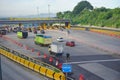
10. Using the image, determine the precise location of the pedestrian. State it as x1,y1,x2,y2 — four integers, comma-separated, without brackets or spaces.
66,53,70,61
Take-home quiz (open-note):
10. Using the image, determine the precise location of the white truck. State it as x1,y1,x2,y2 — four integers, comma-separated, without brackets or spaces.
48,43,64,57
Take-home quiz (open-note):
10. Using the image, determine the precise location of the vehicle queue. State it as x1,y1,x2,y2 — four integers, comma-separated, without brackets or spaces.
0,25,76,80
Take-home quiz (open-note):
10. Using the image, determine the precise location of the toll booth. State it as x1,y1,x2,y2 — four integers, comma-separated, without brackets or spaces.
65,22,71,29
43,23,47,30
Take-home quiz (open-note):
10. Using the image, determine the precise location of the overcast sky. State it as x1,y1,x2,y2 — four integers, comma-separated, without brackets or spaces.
0,0,120,17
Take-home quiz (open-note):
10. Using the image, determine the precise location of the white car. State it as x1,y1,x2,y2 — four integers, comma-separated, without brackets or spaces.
57,37,64,42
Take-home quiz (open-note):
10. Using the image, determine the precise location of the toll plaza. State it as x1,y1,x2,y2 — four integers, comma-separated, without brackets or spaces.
0,19,71,30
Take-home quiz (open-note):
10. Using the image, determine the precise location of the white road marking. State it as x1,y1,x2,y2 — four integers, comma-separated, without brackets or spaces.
79,63,120,80
63,59,120,64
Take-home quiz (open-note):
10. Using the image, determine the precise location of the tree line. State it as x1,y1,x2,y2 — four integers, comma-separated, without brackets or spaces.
57,1,120,28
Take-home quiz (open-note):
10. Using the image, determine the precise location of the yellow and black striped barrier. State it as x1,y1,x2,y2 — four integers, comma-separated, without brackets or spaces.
71,26,120,38
0,44,66,80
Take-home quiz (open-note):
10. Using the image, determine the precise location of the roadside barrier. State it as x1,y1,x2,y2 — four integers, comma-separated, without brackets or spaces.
70,26,120,38
34,64,41,72
90,28,120,38
24,60,30,67
0,44,66,80
71,27,85,30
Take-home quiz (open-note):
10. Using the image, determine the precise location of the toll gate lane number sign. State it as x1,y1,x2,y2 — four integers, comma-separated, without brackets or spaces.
62,64,72,72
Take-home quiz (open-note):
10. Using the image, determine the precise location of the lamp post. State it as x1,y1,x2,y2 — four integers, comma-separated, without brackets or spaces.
37,6,39,18
48,4,50,19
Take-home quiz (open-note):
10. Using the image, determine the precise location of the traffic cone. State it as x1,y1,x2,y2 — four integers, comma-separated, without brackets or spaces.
37,52,40,56
49,57,53,63
0,34,2,37
44,53,47,59
25,45,29,50
79,74,85,80
31,48,34,52
18,43,20,46
20,43,23,47
57,63,62,69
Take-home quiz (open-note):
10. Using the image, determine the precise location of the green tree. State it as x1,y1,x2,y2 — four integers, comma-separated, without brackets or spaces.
56,12,63,19
72,1,93,15
56,1,120,28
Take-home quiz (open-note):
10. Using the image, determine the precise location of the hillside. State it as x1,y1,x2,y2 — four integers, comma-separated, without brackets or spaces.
57,1,120,28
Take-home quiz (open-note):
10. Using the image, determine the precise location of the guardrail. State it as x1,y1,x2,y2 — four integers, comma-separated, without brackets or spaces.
0,44,66,80
71,26,120,38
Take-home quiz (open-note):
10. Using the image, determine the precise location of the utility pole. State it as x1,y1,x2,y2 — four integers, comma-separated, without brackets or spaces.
37,7,39,18
48,4,50,19
0,54,2,80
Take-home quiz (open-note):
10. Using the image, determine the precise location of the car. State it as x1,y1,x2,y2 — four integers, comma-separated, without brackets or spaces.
57,37,64,42
66,41,75,47
34,30,37,34
40,30,45,34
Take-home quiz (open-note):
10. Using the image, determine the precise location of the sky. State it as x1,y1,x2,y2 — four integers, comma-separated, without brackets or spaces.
0,0,120,17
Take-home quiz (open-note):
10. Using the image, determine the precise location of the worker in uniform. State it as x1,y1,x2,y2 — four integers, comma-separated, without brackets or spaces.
66,53,70,61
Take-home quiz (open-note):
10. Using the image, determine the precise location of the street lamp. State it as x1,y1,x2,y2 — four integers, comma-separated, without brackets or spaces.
37,6,39,18
48,4,50,19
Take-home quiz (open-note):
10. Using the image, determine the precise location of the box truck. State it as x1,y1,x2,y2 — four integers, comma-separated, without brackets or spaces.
48,43,64,57
34,34,52,46
17,31,28,38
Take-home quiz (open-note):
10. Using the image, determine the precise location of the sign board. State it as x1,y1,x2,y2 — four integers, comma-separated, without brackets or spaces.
62,64,72,72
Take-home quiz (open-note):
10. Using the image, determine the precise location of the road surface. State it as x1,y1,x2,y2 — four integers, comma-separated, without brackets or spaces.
1,55,50,80
1,29,120,80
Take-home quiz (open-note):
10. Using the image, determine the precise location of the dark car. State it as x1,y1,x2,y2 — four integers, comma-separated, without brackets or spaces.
0,30,7,35
66,41,75,47
41,30,45,34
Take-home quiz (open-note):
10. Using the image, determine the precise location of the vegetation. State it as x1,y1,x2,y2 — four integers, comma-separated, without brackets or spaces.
56,1,120,28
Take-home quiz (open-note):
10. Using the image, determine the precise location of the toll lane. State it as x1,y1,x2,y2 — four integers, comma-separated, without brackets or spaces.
68,30,120,54
1,29,120,80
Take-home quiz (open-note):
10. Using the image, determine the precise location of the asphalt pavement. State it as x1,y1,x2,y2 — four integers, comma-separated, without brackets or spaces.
1,55,50,80
0,29,120,80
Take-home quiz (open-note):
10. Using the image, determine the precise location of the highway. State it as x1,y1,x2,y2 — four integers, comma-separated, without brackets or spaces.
1,55,50,80
0,29,120,80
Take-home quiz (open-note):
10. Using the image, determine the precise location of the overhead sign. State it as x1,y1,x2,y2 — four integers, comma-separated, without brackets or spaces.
62,64,72,72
